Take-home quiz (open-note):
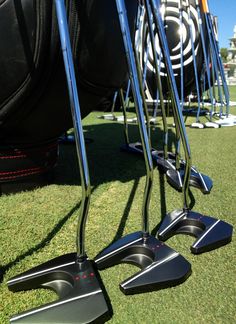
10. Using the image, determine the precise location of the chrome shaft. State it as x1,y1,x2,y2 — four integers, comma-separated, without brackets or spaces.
149,0,192,208
116,0,154,234
55,0,91,260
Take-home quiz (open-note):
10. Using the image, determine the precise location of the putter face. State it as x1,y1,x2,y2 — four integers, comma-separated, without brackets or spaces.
166,168,213,194
158,209,233,254
8,254,110,323
95,231,191,295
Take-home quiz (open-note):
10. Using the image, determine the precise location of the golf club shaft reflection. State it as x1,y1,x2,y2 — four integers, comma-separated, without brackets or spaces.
116,0,154,234
55,0,91,260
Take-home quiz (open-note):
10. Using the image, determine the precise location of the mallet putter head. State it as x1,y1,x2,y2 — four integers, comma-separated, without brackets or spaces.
158,209,233,254
151,150,177,173
120,144,179,174
8,253,110,323
166,167,213,194
120,142,144,156
121,145,212,196
95,231,191,295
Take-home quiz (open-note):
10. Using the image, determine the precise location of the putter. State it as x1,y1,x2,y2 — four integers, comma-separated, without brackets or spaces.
185,0,205,128
202,0,230,118
208,9,230,117
185,1,218,129
147,0,233,254
97,91,119,121
143,0,177,173
179,0,184,111
194,0,217,127
119,1,180,172
121,2,211,195
95,0,191,295
161,3,213,194
7,1,110,322
151,0,213,194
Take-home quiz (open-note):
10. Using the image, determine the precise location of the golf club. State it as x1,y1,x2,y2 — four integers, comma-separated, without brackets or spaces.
8,1,110,322
148,0,233,254
95,0,191,295
97,91,119,121
202,0,230,118
121,1,212,195
194,0,217,127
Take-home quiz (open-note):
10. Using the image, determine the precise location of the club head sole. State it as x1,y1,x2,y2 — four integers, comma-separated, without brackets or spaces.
95,231,191,295
8,254,111,323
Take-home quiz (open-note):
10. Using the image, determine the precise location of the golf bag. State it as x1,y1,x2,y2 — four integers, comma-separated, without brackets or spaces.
0,0,138,192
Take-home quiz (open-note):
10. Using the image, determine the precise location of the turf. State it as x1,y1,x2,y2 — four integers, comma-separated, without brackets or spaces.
0,88,236,323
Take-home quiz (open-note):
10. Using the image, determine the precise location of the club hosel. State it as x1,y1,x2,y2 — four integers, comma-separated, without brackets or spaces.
142,170,154,233
142,231,149,243
182,156,192,209
76,254,88,266
76,192,91,258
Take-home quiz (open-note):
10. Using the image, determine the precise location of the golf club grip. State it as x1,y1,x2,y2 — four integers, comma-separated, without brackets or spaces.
200,0,209,13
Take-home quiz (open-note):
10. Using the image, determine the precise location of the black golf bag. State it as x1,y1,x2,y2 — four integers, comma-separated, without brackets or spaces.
0,0,138,192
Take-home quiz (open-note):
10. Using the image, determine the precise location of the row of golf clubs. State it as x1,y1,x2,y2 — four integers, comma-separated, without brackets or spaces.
106,0,232,127
187,0,231,127
7,0,233,323
104,1,214,197
145,0,231,127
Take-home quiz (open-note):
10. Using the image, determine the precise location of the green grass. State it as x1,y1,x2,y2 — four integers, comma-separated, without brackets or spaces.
0,89,236,323
229,85,236,101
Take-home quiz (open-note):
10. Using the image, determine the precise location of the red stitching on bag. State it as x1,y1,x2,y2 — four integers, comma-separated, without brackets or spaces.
0,142,58,156
0,155,27,159
0,157,56,175
0,161,57,180
0,169,50,181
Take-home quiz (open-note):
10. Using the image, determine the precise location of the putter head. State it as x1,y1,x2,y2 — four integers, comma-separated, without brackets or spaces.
120,142,144,156
190,122,205,129
204,122,220,128
95,231,191,295
166,167,213,194
151,150,177,173
8,253,110,323
120,144,179,175
158,209,233,254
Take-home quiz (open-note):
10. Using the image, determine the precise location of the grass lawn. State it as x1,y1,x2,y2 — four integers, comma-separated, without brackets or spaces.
229,85,236,101
0,88,236,323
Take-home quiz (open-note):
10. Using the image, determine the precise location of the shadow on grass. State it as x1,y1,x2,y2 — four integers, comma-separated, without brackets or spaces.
151,172,167,236
1,121,178,282
0,200,83,283
55,122,177,186
55,121,177,247
110,178,140,245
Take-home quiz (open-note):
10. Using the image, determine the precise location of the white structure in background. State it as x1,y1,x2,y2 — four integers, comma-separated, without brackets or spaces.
225,25,236,85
